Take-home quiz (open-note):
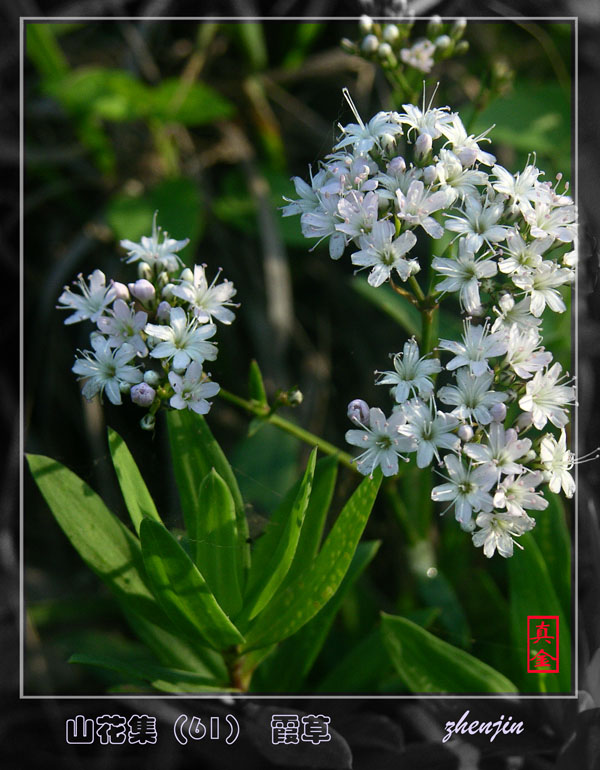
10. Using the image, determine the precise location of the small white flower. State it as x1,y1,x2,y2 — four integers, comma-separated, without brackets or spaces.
300,193,346,259
96,299,148,356
345,407,417,477
435,149,488,202
399,39,436,73
281,168,327,217
438,368,508,425
321,153,378,196
72,337,142,405
57,269,117,325
432,242,497,314
498,229,553,276
512,262,574,317
472,511,535,558
376,338,442,403
431,454,497,526
539,430,575,498
440,114,496,166
522,196,577,242
493,471,548,517
464,423,532,479
399,399,460,468
374,158,423,202
397,103,453,140
439,320,508,376
445,194,508,253
350,220,418,286
120,213,189,269
172,264,238,325
144,306,218,371
503,324,552,379
336,190,379,239
395,179,450,238
492,294,541,333
334,110,404,154
168,361,220,415
491,163,542,213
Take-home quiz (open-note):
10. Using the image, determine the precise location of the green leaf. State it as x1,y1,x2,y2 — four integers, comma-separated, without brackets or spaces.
122,607,228,683
26,24,69,80
166,410,249,573
416,569,471,650
248,359,268,406
147,78,235,125
316,629,391,693
69,653,235,693
381,613,517,694
284,455,338,586
241,449,317,622
193,470,243,618
507,532,571,693
140,518,245,651
27,454,171,633
232,22,268,71
107,427,162,534
531,492,571,616
242,472,382,650
254,540,380,692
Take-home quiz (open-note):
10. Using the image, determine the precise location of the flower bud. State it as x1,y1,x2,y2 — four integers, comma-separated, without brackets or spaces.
128,279,156,302
162,283,175,300
131,382,156,407
435,34,451,51
378,42,393,59
359,15,373,34
383,24,399,43
140,413,156,431
361,34,379,54
144,369,162,387
415,132,433,158
490,403,507,422
524,449,537,463
157,271,170,290
119,381,132,394
516,412,533,431
180,268,194,283
457,424,473,442
340,38,357,54
452,18,467,36
460,518,476,533
387,156,406,175
138,262,153,280
111,281,130,301
455,40,469,55
347,399,370,426
423,165,437,185
156,300,172,321
427,15,443,37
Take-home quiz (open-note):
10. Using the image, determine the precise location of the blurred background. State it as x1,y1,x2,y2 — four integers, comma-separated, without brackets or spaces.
22,16,578,696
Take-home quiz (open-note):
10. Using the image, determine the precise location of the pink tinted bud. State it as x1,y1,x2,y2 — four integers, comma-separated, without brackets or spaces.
111,281,130,301
131,382,156,407
457,424,473,442
347,399,370,426
415,132,433,158
156,300,172,321
516,412,533,431
128,279,156,302
490,403,507,422
388,156,406,175
423,165,437,185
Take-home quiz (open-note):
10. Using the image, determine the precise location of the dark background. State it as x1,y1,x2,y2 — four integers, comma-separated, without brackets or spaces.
4,0,600,767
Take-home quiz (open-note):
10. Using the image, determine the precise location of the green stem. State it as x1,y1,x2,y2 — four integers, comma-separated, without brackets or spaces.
408,275,426,303
218,388,356,471
421,307,437,356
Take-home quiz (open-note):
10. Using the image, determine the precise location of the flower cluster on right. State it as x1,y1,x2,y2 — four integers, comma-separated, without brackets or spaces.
284,96,577,558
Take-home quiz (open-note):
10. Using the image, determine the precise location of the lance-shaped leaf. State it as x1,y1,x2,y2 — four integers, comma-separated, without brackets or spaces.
107,427,162,534
166,410,249,572
248,359,268,406
252,540,380,692
69,653,236,693
27,454,171,633
316,629,391,693
530,492,571,617
381,613,517,693
140,518,245,651
194,470,243,618
240,449,317,623
508,531,571,693
242,472,382,650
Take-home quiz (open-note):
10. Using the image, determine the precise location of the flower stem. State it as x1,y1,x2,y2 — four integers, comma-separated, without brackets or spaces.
408,275,426,303
421,307,437,356
218,388,356,471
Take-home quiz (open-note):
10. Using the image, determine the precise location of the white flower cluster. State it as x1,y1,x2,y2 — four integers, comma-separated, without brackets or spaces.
285,97,577,558
57,214,237,429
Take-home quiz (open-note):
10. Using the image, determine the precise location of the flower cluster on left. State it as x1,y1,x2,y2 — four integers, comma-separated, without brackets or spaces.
57,214,237,430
